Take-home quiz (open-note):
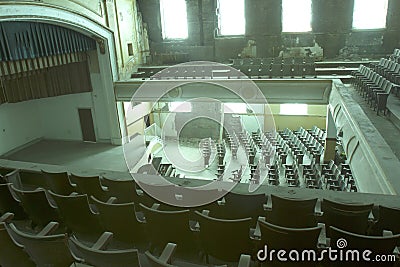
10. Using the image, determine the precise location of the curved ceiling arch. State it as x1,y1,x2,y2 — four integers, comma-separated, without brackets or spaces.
0,2,117,80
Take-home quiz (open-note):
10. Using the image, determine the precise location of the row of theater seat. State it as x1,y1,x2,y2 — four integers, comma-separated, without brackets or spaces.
351,65,395,115
232,57,317,79
0,171,399,267
131,57,317,80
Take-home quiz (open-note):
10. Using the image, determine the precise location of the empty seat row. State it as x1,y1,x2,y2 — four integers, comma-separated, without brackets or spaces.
235,63,316,78
0,213,253,267
352,65,395,115
1,189,399,266
232,57,315,66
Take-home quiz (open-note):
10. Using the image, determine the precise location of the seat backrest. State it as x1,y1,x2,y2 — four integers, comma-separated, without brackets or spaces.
41,170,75,195
374,205,400,234
70,174,108,201
322,199,372,235
140,203,192,247
258,218,322,250
223,192,266,220
389,60,396,71
321,198,373,212
100,177,137,203
7,223,75,267
136,182,178,207
0,223,35,267
0,184,26,219
194,211,253,262
384,81,393,94
69,236,142,267
10,185,59,227
330,226,400,255
91,196,142,245
394,62,400,73
49,191,104,242
268,194,317,228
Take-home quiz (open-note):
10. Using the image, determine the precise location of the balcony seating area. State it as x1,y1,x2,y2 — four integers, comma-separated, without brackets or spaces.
351,48,400,115
0,166,396,266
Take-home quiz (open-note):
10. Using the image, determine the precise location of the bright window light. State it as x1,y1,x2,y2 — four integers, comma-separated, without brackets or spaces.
224,103,247,114
280,104,308,115
169,102,192,112
160,0,188,39
282,0,312,32
352,0,388,29
218,0,245,36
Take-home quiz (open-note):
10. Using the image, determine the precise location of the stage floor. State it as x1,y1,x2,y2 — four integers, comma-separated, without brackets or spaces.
1,139,132,173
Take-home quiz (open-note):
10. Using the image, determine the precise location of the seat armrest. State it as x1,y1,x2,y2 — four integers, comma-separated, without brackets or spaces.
315,200,323,217
5,169,22,189
192,221,200,231
175,194,183,201
263,203,271,211
106,197,117,204
136,211,146,223
238,254,251,267
92,232,113,250
151,203,160,210
136,189,144,196
101,186,109,192
202,210,210,216
37,222,59,236
0,212,14,223
159,243,177,263
383,230,393,237
253,217,264,239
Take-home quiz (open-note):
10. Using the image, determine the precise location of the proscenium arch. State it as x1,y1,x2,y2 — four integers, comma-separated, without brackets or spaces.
0,2,122,144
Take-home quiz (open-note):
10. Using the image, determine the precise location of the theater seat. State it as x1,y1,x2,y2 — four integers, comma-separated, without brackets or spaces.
256,217,322,266
372,205,400,236
91,196,145,248
321,198,373,235
49,191,105,243
194,210,254,264
70,173,110,202
139,203,196,254
266,194,318,228
6,221,76,267
41,170,77,195
329,226,400,267
0,213,35,267
10,185,61,228
69,231,144,267
219,191,267,221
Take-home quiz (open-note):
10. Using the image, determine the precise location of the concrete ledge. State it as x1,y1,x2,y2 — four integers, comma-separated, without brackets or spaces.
329,79,400,195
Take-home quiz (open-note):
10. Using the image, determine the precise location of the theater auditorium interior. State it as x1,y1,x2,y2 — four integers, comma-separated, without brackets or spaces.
0,0,400,266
